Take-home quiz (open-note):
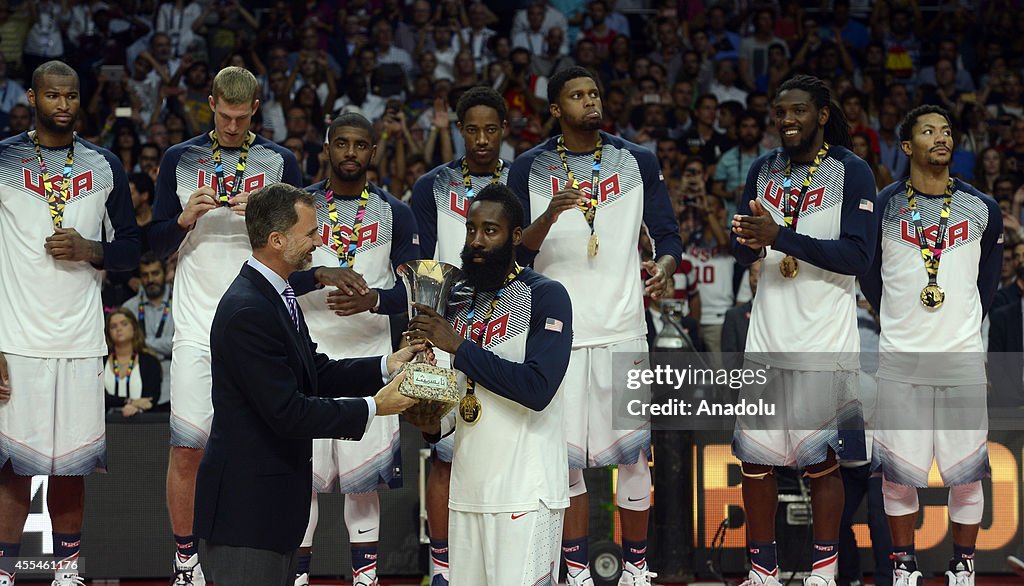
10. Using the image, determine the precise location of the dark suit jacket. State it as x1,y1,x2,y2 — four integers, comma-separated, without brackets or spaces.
721,301,752,371
988,299,1024,412
195,263,387,554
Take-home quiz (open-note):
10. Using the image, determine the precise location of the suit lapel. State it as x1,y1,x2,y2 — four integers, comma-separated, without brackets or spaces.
240,264,317,389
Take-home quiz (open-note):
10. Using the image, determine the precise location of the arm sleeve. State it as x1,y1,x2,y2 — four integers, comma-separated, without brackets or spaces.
771,157,878,276
451,279,573,411
410,172,439,260
860,185,894,312
311,342,387,399
148,146,189,259
508,155,540,265
377,198,420,315
978,196,1005,319
731,156,768,266
218,307,370,439
637,149,683,264
102,151,142,271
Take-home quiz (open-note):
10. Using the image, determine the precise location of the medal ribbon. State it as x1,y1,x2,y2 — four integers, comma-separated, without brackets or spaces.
138,289,173,339
31,130,75,229
461,157,503,200
210,131,253,205
905,178,954,289
324,180,371,268
464,264,522,397
112,351,137,398
556,134,603,235
782,143,830,230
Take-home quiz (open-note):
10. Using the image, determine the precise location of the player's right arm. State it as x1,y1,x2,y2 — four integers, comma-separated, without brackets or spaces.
410,169,439,260
860,182,898,313
149,146,217,258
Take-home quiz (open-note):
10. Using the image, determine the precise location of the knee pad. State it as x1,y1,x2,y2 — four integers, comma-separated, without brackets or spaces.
616,454,652,511
881,478,920,517
301,491,319,548
741,462,775,480
948,481,984,525
569,468,587,498
344,491,381,543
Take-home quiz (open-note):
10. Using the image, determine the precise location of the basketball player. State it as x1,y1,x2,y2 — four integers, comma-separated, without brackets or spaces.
861,105,1002,586
150,66,301,585
508,66,683,586
405,183,573,586
410,86,510,586
292,113,419,586
730,74,877,586
0,61,140,586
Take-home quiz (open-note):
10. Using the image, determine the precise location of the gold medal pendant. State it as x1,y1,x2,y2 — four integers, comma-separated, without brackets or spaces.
459,393,482,424
920,284,945,309
588,233,599,257
779,255,799,278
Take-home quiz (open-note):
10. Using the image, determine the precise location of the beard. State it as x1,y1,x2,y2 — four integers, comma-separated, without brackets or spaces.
38,111,78,134
144,282,166,300
782,131,817,159
332,161,364,182
578,115,603,132
460,239,515,291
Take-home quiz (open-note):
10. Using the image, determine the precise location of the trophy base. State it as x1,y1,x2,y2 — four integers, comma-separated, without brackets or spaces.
399,362,461,408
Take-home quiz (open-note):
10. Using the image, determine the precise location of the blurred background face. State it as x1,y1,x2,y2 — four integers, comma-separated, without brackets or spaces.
851,134,871,160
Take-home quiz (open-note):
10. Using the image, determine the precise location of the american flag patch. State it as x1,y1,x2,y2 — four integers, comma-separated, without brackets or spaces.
858,199,874,212
544,318,563,332
412,234,420,245
998,232,1005,244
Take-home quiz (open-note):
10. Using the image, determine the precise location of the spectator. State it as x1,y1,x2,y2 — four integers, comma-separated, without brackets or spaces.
705,5,741,62
581,0,617,60
147,121,171,151
181,61,213,134
332,74,386,123
708,60,748,108
191,0,259,70
721,260,760,362
648,17,684,85
876,101,908,181
371,18,414,78
452,50,479,91
103,308,163,418
881,7,921,85
851,131,894,191
4,103,31,137
138,32,182,88
550,0,587,44
513,2,553,56
739,8,789,92
432,23,459,81
842,88,880,154
533,26,574,79
156,0,204,59
973,147,1006,195
261,70,290,143
461,3,498,74
574,38,601,81
395,0,435,56
0,55,27,121
0,0,30,74
917,38,976,94
23,0,65,75
712,110,766,210
288,53,337,110
120,252,174,406
127,56,160,126
290,25,343,77
821,0,870,59
128,172,156,252
282,135,315,185
679,93,730,169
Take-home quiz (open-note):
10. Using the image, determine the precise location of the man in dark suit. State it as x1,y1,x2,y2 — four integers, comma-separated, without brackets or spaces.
989,271,1024,412
194,182,419,585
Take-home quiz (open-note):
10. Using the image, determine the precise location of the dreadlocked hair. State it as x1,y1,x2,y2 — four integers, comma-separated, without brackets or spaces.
776,74,851,149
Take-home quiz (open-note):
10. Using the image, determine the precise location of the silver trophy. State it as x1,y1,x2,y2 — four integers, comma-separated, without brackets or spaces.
396,260,465,414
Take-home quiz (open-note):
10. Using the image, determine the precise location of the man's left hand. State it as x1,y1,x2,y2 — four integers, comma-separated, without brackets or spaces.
386,341,431,375
643,259,671,300
229,191,250,216
732,199,780,249
315,267,370,296
44,228,101,263
405,303,465,354
326,289,379,316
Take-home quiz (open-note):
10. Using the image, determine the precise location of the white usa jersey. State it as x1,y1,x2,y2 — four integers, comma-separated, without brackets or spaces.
0,133,139,358
862,178,1002,385
297,181,419,355
149,133,301,348
733,146,878,370
509,131,683,347
438,269,573,513
411,158,511,265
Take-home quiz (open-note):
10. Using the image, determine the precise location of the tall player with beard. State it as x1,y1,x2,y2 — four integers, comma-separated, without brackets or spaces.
0,61,140,586
290,113,419,586
861,106,1001,586
405,183,573,586
410,86,510,586
730,75,876,586
508,66,683,586
150,66,302,585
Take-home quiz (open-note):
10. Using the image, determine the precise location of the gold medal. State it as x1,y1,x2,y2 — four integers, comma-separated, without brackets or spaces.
459,393,482,424
779,255,799,278
920,284,945,309
588,233,599,257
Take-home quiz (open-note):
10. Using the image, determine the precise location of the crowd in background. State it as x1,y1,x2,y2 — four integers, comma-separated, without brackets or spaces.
4,0,1024,410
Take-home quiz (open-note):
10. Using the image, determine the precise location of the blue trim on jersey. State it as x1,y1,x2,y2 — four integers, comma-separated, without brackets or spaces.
149,133,302,260
410,161,457,261
734,146,877,275
451,269,573,412
861,180,900,312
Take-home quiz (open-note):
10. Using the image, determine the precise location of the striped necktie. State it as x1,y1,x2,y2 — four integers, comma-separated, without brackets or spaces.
283,285,299,330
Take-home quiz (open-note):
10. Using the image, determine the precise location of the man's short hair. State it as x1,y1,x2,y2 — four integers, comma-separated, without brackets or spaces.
547,66,598,105
327,112,375,143
472,183,524,230
456,85,508,123
139,251,165,270
246,183,315,249
899,105,953,143
32,61,78,92
212,66,260,105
